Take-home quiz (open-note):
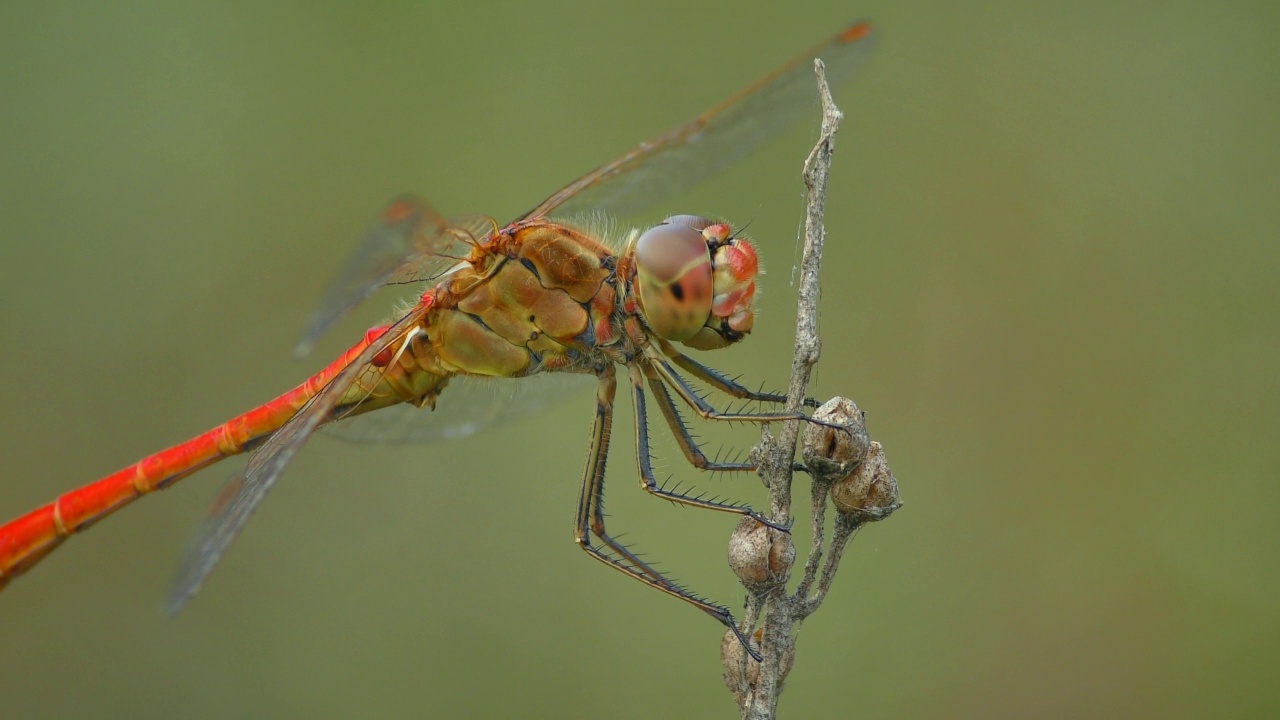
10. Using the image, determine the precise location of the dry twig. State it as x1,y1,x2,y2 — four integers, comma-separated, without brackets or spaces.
720,59,902,719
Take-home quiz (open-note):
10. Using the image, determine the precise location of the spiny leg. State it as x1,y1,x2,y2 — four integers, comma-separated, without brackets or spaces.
645,348,805,424
575,365,664,584
641,362,807,529
574,365,758,659
646,362,818,478
630,364,787,532
641,361,755,473
657,338,819,408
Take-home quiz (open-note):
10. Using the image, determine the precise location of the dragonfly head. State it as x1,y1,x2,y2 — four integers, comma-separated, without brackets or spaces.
633,215,758,351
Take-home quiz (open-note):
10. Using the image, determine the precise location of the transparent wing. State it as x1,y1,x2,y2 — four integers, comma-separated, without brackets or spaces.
295,196,493,357
322,372,594,444
287,23,876,450
520,21,876,222
167,311,422,613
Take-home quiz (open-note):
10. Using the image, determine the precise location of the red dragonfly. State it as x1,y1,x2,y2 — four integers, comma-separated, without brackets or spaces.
0,21,875,655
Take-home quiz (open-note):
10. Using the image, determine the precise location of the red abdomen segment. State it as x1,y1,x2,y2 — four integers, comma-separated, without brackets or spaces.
0,334,380,590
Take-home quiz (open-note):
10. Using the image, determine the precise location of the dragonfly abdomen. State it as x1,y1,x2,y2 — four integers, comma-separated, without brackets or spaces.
0,332,384,588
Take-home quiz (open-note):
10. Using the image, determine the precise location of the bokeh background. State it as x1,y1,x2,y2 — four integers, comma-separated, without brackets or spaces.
1,2,1276,718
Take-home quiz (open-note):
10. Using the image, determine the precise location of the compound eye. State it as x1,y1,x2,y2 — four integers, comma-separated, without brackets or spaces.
660,214,716,232
634,223,714,341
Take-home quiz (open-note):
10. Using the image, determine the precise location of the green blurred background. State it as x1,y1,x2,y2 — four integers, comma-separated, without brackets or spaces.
1,2,1276,718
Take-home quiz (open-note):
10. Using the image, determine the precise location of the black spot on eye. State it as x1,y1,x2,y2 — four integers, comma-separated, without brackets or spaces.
670,282,685,301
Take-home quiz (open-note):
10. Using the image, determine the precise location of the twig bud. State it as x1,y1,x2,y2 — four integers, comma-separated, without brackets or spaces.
802,397,870,485
720,627,795,711
830,441,901,521
721,628,755,710
728,517,795,592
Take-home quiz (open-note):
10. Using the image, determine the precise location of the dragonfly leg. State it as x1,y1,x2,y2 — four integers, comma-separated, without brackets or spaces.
643,353,825,476
629,365,788,532
640,362,754,473
574,366,666,583
657,339,819,408
574,364,760,659
646,351,806,424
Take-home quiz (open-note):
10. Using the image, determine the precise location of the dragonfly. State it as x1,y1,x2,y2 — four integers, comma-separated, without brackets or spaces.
0,21,875,656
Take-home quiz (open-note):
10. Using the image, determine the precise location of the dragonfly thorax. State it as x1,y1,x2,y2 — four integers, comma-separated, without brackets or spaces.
631,215,758,351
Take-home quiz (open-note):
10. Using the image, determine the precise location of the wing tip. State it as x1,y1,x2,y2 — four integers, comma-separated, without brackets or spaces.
838,20,875,44
163,577,200,617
